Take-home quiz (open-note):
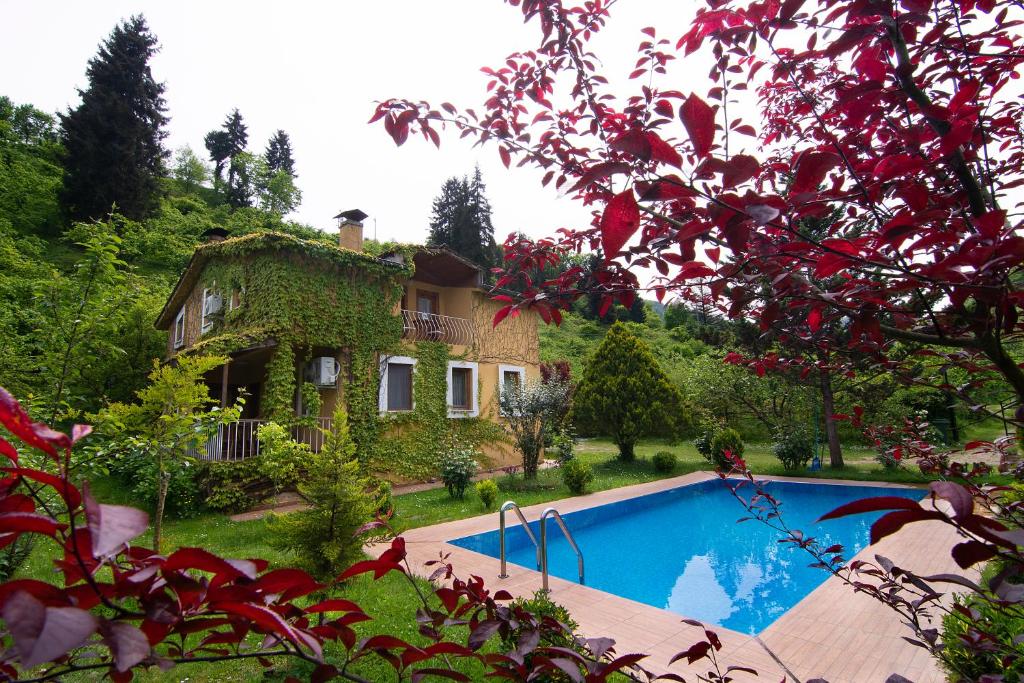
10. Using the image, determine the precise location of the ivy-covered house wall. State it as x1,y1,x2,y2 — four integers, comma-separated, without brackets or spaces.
155,231,539,481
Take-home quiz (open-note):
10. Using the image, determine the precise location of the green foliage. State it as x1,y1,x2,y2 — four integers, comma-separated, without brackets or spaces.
266,407,375,579
550,425,577,463
198,458,270,513
375,480,394,515
171,145,209,194
255,422,309,491
108,444,203,517
941,593,1024,682
500,379,571,478
60,15,168,222
501,591,581,682
475,478,499,509
772,425,815,471
0,97,63,236
560,458,593,495
262,343,297,423
694,427,716,462
0,535,35,583
709,428,745,469
572,322,690,461
439,444,478,499
652,450,677,473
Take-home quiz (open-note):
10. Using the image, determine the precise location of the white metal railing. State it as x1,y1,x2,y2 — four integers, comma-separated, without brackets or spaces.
189,417,333,461
497,501,585,591
400,309,476,346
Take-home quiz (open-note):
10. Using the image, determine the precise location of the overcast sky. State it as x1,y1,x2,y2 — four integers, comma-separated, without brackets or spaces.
1,1,698,248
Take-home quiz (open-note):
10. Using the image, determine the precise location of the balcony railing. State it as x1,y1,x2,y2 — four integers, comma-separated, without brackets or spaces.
188,417,333,462
400,309,475,346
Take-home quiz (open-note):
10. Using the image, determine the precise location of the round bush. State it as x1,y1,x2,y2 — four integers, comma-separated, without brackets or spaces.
709,428,745,470
772,427,814,471
652,450,677,473
561,458,593,495
439,445,478,499
475,479,499,509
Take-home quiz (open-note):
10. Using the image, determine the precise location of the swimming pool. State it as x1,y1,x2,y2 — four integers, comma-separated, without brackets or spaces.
449,478,924,634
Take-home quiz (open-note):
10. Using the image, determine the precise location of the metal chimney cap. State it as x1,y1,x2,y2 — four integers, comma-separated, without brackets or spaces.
333,209,369,223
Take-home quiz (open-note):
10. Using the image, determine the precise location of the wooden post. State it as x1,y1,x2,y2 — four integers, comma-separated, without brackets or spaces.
220,360,230,408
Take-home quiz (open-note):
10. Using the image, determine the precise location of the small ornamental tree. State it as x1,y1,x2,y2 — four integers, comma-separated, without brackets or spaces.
573,323,687,461
97,355,238,554
499,378,570,478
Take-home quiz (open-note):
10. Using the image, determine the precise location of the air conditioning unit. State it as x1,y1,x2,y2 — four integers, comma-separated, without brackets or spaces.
305,357,341,388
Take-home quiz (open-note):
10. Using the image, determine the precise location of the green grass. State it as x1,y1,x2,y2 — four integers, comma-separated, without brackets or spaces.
391,437,938,530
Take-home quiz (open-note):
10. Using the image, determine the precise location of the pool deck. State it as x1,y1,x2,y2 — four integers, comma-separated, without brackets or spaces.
370,472,964,682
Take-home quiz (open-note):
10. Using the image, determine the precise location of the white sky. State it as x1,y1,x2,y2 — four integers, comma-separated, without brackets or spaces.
0,1,698,248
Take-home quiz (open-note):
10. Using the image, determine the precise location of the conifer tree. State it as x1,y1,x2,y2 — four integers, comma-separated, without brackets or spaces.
572,322,689,461
264,129,295,177
59,15,168,222
427,165,500,271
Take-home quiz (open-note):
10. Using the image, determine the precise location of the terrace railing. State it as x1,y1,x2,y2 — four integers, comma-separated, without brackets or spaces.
188,417,333,462
400,309,475,346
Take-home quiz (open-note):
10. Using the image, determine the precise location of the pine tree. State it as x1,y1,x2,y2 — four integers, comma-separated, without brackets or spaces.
203,130,232,186
427,165,500,271
264,130,295,177
572,322,689,461
204,109,251,208
59,15,168,222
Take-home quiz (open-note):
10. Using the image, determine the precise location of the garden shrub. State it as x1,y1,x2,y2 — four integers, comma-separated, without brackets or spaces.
708,427,744,470
501,590,582,683
941,593,1024,682
256,421,310,491
561,458,593,495
694,426,716,463
772,426,814,471
266,407,376,579
109,445,204,518
439,443,478,499
550,425,576,463
375,480,394,515
652,450,676,473
476,478,499,509
197,458,272,513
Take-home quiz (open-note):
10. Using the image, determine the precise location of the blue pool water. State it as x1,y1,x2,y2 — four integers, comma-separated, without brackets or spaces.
449,479,924,634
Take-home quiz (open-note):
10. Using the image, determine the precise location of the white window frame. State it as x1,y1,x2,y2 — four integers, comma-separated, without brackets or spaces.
446,360,479,418
379,355,417,413
201,287,223,335
173,307,186,349
498,364,526,416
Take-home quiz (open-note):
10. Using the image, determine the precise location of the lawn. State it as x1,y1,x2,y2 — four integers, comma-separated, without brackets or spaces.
13,436,979,681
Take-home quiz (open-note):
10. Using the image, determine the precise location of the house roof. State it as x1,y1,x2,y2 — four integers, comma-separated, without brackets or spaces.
154,231,406,330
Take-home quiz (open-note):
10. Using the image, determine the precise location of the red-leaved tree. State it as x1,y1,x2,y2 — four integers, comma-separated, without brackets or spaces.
370,0,1024,418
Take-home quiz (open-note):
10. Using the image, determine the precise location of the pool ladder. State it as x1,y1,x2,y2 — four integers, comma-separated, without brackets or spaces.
498,501,585,591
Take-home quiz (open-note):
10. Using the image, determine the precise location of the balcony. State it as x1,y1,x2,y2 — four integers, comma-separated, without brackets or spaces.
188,418,332,462
400,309,475,346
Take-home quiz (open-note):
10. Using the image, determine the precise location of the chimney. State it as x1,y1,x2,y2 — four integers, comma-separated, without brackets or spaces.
200,227,230,243
334,209,368,252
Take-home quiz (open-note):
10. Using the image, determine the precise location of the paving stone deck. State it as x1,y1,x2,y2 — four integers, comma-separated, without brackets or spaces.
369,472,964,682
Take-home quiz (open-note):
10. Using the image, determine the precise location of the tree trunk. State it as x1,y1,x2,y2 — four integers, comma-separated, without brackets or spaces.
523,440,540,479
153,470,170,554
819,366,844,469
617,439,635,462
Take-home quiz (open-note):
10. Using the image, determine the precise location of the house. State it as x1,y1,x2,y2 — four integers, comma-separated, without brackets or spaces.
153,210,540,476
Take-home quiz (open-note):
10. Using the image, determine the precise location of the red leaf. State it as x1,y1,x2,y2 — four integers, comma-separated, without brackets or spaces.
3,467,81,508
338,559,404,581
818,496,924,522
721,154,759,189
746,203,780,225
104,622,150,672
645,131,682,168
0,512,60,537
0,436,17,463
0,388,69,457
162,548,248,579
499,146,511,169
929,481,973,519
808,308,823,332
84,485,149,558
791,151,841,194
306,599,364,614
600,190,640,259
3,591,98,668
951,540,997,569
493,305,514,328
679,93,715,159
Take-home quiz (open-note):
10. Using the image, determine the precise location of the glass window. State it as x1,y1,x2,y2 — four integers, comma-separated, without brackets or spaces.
201,288,223,334
386,363,413,411
502,370,522,394
173,308,185,349
450,367,472,409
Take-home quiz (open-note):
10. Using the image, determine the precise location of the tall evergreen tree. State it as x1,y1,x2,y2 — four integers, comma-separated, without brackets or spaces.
204,109,251,207
59,15,168,222
203,130,232,186
264,129,295,177
427,165,500,271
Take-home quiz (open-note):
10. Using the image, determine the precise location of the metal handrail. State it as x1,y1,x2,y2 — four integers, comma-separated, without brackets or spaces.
498,500,540,578
539,507,585,590
400,309,476,346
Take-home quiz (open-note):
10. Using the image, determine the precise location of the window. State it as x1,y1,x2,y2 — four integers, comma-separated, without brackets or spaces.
173,307,186,349
201,288,223,334
229,287,243,311
416,290,439,316
446,361,479,417
379,356,417,413
498,364,526,416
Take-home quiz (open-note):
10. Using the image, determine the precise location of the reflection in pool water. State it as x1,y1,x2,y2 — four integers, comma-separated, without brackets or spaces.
449,479,923,633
